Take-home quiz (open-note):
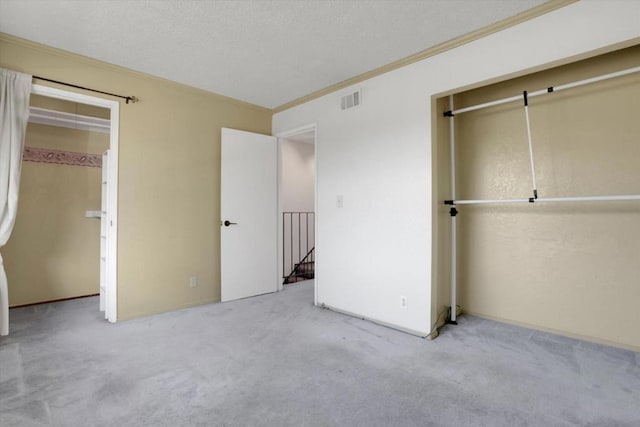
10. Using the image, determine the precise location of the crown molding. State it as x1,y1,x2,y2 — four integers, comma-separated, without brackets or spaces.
273,0,577,114
0,32,272,113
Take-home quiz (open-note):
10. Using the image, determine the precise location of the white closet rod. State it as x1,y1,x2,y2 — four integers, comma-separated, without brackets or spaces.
444,66,640,117
446,194,640,206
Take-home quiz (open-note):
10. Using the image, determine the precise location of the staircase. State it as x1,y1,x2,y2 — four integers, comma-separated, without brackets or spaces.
283,212,315,284
284,247,315,284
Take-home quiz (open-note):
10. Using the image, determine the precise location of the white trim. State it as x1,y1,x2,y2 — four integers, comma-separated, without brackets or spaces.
276,137,284,292
28,106,110,134
320,303,428,337
275,123,318,306
31,84,119,323
276,123,317,139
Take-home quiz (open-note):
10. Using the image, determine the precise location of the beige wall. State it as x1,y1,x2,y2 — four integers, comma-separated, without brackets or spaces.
0,34,272,319
434,45,640,351
4,120,108,306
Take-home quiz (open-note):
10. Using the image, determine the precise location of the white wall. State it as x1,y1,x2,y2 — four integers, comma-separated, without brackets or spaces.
272,1,640,335
281,138,315,212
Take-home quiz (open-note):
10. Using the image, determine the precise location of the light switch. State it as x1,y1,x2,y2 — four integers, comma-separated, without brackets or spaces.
336,195,343,208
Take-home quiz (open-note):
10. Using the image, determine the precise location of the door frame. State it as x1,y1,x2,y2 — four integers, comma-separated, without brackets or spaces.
275,123,318,305
31,84,119,323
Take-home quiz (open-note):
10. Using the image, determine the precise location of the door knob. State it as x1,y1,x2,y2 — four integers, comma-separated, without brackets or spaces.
223,220,237,227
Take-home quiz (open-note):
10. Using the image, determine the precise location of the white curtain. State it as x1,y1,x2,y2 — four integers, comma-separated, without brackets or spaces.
0,68,32,336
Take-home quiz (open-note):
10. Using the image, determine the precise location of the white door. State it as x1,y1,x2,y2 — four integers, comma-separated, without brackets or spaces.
221,128,278,302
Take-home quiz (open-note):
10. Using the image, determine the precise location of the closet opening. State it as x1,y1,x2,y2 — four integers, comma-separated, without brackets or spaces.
431,44,640,350
6,85,119,322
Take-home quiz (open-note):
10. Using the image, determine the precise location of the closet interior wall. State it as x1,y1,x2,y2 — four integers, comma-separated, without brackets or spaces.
434,45,640,351
3,95,109,306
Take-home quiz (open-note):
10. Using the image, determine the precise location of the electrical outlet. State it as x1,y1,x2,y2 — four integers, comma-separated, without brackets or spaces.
400,296,408,309
189,276,198,288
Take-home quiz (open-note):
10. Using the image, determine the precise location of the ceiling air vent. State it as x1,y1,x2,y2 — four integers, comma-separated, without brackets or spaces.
341,89,361,110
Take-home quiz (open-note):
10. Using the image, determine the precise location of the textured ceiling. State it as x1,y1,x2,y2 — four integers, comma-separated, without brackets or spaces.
0,0,547,109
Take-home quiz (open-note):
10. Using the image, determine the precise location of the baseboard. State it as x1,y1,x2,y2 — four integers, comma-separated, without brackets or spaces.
316,302,429,338
464,310,640,353
10,293,100,309
117,298,219,322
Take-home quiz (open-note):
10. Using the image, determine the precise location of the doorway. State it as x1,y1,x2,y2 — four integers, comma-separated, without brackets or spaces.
276,125,317,303
22,85,119,322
